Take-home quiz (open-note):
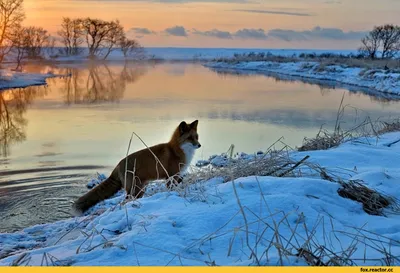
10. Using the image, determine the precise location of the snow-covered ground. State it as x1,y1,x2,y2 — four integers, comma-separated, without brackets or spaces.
205,61,400,96
1,132,400,266
0,69,68,91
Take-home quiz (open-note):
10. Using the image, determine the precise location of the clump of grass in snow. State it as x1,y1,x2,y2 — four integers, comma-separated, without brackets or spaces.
309,163,400,216
299,114,400,152
183,151,308,185
337,180,398,216
297,93,400,152
299,93,353,152
377,119,400,135
298,127,350,152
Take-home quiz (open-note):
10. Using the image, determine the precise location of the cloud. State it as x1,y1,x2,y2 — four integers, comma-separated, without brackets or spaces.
131,25,366,42
128,27,156,35
164,26,188,37
268,29,306,41
233,9,313,17
192,29,233,39
268,26,367,41
234,28,268,40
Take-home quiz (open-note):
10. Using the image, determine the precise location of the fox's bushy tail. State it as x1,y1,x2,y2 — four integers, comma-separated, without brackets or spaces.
72,177,122,215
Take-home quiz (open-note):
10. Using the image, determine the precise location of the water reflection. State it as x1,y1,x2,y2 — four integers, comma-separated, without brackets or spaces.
0,63,147,157
1,63,400,160
55,63,147,104
0,86,48,157
209,67,400,104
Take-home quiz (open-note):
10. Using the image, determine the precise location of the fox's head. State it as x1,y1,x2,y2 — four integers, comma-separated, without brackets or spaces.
177,120,201,149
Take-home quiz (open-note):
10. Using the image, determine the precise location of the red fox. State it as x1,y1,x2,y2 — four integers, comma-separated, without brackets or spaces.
72,120,201,215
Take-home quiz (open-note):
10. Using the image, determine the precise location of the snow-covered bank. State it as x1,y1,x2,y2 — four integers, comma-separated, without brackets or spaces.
205,61,400,96
0,70,68,91
1,132,400,266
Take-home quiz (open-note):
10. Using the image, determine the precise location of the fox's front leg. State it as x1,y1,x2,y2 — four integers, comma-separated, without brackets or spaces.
166,174,183,189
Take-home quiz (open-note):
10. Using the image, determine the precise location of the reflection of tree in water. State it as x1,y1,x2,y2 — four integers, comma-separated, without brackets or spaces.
59,63,147,104
0,86,48,157
0,63,147,157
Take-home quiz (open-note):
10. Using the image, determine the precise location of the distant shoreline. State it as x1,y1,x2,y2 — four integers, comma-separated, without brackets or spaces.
205,60,400,97
2,47,399,97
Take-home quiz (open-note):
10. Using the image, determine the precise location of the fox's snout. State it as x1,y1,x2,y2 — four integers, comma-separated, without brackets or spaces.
195,143,201,149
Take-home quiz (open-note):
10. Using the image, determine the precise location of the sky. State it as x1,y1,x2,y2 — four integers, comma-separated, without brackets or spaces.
24,0,400,49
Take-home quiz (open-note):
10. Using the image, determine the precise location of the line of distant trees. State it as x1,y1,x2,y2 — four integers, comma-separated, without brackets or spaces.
0,0,143,70
57,17,143,60
359,24,400,60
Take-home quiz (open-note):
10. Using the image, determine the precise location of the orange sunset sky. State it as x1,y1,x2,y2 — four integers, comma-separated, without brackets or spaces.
24,0,400,49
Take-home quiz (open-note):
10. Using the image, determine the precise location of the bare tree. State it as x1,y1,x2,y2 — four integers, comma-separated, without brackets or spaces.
359,24,400,59
379,24,400,59
9,25,29,71
81,18,122,59
24,26,49,59
119,37,144,59
57,17,84,56
359,27,382,59
0,0,25,63
102,20,124,60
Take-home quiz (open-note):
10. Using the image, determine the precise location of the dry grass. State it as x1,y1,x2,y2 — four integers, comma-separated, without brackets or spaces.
183,152,308,185
298,93,352,152
212,52,400,71
212,52,298,64
296,93,400,152
298,127,349,152
319,58,400,70
377,119,400,135
337,180,395,216
298,115,400,152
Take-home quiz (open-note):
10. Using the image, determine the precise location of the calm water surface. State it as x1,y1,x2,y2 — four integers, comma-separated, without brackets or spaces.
1,62,400,232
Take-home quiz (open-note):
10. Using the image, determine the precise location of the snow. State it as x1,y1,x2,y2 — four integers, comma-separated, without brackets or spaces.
1,132,400,266
0,70,68,91
205,61,400,96
87,173,108,189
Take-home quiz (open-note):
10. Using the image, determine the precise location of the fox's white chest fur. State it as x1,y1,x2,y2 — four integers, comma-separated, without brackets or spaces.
180,142,196,174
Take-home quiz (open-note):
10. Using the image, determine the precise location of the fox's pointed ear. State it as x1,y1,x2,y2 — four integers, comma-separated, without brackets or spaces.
179,121,188,134
190,120,198,130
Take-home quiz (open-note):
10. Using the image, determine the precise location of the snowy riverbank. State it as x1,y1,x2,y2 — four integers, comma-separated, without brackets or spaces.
1,132,400,266
0,70,68,91
205,61,400,96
